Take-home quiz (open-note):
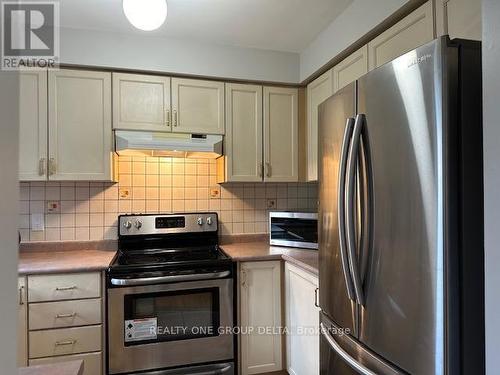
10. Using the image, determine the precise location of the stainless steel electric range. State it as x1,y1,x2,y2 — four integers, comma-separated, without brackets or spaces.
106,213,234,375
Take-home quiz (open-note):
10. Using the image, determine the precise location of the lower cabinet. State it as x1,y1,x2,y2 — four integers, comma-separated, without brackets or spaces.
285,263,320,375
239,261,283,374
21,272,104,375
17,277,27,367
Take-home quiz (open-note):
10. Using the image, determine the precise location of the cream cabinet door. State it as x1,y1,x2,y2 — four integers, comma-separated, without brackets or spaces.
19,70,47,181
368,1,434,70
48,69,113,181
263,86,298,182
306,70,333,182
240,261,282,374
17,277,27,367
436,0,481,40
285,263,319,375
112,73,171,131
223,83,263,182
333,45,368,92
171,78,225,135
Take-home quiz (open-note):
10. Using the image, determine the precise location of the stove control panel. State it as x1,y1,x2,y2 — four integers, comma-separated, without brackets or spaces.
119,213,218,236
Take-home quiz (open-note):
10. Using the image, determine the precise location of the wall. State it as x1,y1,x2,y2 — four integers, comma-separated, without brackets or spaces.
60,27,300,84
0,70,19,371
299,0,411,81
482,0,500,372
19,156,318,242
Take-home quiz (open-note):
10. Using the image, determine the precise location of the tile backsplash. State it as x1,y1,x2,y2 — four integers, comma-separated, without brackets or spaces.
19,156,318,242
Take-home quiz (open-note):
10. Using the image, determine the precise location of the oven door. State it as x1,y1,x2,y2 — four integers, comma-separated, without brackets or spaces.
107,277,233,374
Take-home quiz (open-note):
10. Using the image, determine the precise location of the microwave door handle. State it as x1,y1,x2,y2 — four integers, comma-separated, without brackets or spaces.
338,117,356,302
110,270,231,286
345,114,366,306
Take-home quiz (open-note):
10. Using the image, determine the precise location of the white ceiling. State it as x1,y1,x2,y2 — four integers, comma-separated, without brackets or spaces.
59,0,353,53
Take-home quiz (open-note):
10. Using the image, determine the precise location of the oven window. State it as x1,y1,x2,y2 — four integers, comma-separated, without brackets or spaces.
270,217,318,244
123,288,220,346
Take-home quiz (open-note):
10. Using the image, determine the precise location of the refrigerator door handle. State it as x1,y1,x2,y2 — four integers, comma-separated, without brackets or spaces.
338,117,356,302
320,323,377,375
345,113,366,306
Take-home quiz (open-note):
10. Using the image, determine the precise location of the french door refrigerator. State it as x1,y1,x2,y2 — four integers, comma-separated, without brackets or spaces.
318,36,484,375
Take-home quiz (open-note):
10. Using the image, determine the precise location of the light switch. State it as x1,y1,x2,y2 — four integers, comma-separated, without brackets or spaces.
31,213,45,231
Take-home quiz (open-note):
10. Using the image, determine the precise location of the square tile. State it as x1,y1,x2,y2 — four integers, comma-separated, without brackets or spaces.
89,213,104,227
60,228,75,241
45,228,61,241
29,200,45,214
75,213,90,227
61,186,75,200
75,227,90,241
75,200,90,214
89,226,104,241
60,213,75,228
89,199,104,213
30,186,45,200
75,187,90,200
46,186,61,200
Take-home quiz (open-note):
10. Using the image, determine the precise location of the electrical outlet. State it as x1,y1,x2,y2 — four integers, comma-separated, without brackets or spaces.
46,201,60,213
119,188,131,199
267,199,276,209
210,187,221,199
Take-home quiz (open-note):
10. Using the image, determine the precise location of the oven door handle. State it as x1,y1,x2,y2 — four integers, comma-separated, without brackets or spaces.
138,363,233,374
110,270,231,286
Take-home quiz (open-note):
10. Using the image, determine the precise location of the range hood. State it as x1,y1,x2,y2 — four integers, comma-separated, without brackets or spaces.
115,130,223,158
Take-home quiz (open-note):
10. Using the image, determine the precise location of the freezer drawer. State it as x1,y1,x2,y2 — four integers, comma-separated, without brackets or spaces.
320,313,405,375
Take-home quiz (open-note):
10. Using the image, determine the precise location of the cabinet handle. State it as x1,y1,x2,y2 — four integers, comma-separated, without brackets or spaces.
55,339,76,346
38,158,46,176
166,109,170,127
173,110,178,127
55,285,77,291
265,162,271,178
241,270,247,288
48,158,56,176
19,285,24,306
315,287,319,308
258,162,263,178
55,312,76,319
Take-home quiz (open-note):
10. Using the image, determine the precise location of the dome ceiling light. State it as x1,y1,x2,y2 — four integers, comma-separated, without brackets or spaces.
123,0,167,31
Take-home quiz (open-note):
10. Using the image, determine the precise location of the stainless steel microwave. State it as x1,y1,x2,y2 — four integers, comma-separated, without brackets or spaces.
269,211,318,249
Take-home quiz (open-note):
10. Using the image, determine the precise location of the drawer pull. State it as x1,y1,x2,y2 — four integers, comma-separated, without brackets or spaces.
55,285,77,291
55,339,76,346
55,312,76,319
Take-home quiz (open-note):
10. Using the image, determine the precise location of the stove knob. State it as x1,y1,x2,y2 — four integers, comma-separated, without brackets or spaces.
134,220,143,229
123,221,132,230
206,217,213,225
197,217,204,226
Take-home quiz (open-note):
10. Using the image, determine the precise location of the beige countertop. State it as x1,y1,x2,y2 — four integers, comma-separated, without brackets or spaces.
220,240,319,275
19,245,116,275
19,360,83,375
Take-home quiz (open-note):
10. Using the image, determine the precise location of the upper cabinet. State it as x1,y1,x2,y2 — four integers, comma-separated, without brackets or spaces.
171,78,225,135
333,45,369,93
368,1,434,70
263,86,299,182
436,0,482,40
48,69,114,181
222,83,263,182
19,70,48,181
306,71,333,182
112,73,171,132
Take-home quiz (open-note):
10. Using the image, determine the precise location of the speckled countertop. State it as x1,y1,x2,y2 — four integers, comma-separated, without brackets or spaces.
18,237,318,276
18,240,117,275
220,240,319,275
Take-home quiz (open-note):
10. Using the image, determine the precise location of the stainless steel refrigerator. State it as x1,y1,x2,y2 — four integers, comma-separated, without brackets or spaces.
318,36,484,375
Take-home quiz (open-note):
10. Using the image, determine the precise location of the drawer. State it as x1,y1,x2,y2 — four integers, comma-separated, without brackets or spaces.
29,298,102,330
29,325,102,359
29,351,102,375
28,273,100,302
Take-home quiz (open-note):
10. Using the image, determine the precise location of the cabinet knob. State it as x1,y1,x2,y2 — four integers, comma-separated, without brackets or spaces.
173,110,178,127
265,162,271,178
166,109,170,127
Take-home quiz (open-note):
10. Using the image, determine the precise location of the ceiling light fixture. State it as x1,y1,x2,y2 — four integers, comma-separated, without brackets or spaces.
123,0,167,31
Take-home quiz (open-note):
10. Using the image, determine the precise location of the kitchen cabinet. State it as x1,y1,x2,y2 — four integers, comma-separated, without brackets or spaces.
19,70,48,181
48,69,114,181
25,272,104,374
285,263,319,375
436,0,481,40
112,73,171,132
171,78,225,135
239,261,282,374
368,1,434,70
306,70,333,182
263,86,298,182
221,83,263,182
333,45,369,93
17,277,27,367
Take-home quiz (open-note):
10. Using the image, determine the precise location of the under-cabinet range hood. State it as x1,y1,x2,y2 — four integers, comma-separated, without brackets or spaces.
115,130,223,158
